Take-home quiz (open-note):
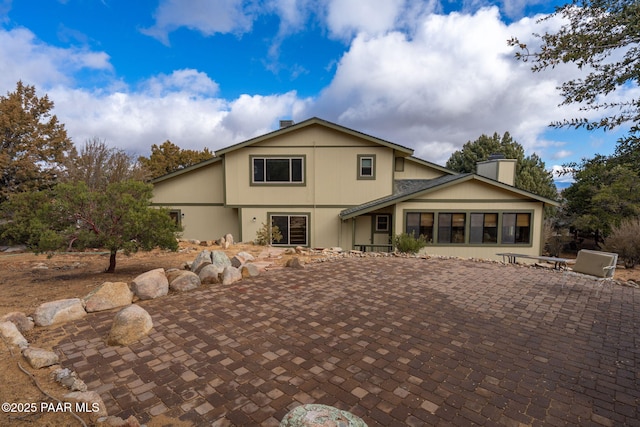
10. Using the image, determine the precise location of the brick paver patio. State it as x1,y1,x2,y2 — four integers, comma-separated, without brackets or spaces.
49,257,639,426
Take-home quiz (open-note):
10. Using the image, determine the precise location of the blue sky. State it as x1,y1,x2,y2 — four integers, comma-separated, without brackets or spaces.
1,0,635,187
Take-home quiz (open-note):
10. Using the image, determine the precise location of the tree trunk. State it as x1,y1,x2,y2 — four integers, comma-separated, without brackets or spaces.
105,250,117,273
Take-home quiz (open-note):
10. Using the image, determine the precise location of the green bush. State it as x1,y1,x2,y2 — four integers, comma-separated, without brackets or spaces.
394,232,427,254
255,222,283,246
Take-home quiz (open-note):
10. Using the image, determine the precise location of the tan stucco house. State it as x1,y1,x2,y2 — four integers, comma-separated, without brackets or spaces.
152,117,558,261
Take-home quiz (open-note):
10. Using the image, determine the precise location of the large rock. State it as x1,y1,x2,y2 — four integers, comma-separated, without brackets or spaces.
221,266,242,285
240,263,260,278
130,268,168,300
96,415,142,426
107,305,153,346
169,271,201,292
0,321,28,348
84,282,133,313
64,391,108,422
33,298,86,327
191,250,212,273
198,264,223,284
1,312,34,333
211,250,232,270
224,233,234,246
286,257,305,269
231,251,255,267
22,347,60,369
53,368,87,392
280,404,368,427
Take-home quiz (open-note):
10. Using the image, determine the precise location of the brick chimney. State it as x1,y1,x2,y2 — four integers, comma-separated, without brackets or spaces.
476,154,516,186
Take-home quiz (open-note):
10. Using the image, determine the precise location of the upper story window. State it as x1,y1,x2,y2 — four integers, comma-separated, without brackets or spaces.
252,156,304,184
358,155,376,180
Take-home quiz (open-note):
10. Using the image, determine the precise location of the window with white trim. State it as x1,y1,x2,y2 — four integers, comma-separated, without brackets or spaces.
375,215,389,232
357,155,375,179
253,157,304,183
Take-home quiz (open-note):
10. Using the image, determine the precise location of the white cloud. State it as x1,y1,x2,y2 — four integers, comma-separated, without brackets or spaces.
141,0,255,45
1,2,634,170
324,0,440,40
48,83,309,157
140,69,220,97
0,26,112,90
551,164,574,184
325,0,405,39
309,7,610,165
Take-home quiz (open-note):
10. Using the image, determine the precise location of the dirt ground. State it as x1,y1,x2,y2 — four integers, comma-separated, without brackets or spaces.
0,243,637,426
0,241,311,426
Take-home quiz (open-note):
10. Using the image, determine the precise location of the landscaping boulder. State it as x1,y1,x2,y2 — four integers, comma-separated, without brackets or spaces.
1,312,34,333
64,391,108,422
33,298,86,327
0,321,28,348
211,250,232,270
96,415,142,426
84,282,133,313
224,233,234,246
231,251,255,267
169,270,201,292
198,264,223,284
280,404,368,427
53,368,87,392
130,268,168,300
107,305,153,346
191,250,212,273
286,257,305,269
241,263,260,278
221,266,242,285
22,347,59,369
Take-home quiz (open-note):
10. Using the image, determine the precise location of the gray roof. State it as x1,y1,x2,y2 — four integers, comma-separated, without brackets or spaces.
340,175,470,219
339,173,559,219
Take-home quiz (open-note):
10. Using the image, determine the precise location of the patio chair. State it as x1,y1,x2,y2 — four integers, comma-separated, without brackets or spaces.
563,249,618,296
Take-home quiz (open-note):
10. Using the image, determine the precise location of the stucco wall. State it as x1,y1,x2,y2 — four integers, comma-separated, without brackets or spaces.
394,157,450,180
392,179,546,261
152,161,239,241
239,207,347,248
223,125,395,207
152,161,224,204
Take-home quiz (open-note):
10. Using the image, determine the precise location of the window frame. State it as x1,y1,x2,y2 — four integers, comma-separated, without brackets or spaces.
501,212,532,245
437,212,467,244
357,154,376,180
375,214,390,232
402,210,534,246
405,212,434,243
269,213,309,246
251,155,305,185
469,212,498,244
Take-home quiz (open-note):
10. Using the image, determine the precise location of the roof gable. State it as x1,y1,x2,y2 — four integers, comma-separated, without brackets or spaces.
214,117,414,156
151,157,221,184
340,174,559,219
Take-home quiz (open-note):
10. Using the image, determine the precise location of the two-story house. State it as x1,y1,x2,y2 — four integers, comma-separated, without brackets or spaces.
151,117,558,260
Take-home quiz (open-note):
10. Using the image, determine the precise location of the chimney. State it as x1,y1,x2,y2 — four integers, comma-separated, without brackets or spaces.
279,119,294,129
476,154,516,186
